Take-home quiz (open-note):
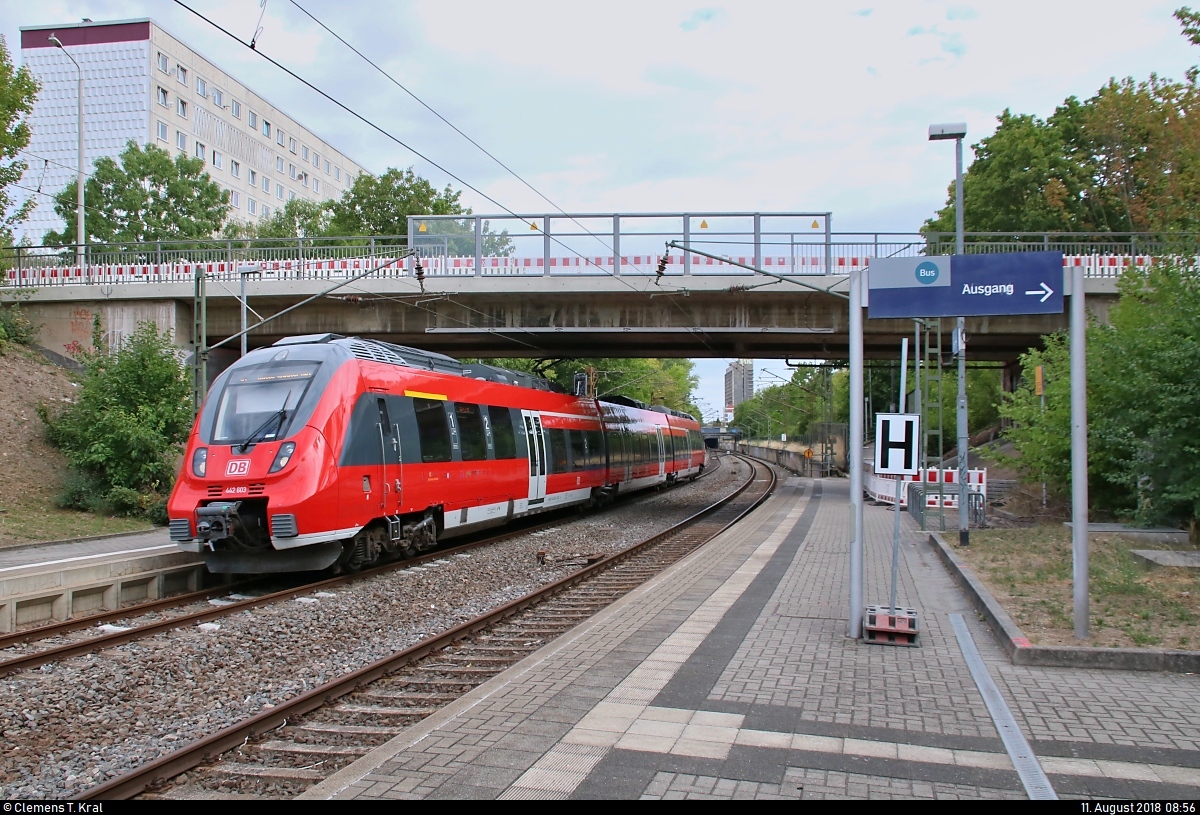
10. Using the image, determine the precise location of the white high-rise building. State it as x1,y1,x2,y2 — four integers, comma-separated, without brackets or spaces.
18,18,366,244
724,359,754,415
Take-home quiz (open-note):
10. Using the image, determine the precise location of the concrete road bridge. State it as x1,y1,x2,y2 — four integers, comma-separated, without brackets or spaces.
2,213,1149,370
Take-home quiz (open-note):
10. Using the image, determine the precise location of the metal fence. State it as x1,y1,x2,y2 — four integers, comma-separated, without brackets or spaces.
1,230,1189,288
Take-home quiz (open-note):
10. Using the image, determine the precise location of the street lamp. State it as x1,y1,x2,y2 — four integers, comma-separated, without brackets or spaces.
49,33,85,270
929,121,969,547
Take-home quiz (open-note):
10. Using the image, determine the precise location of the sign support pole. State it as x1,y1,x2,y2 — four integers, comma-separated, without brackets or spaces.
849,267,865,639
1070,263,1089,638
890,338,908,613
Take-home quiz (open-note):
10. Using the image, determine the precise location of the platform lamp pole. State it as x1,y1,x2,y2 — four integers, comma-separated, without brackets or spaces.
49,33,85,270
930,122,970,547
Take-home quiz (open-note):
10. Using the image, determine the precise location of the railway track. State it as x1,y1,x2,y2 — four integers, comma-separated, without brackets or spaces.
0,460,724,680
81,453,772,800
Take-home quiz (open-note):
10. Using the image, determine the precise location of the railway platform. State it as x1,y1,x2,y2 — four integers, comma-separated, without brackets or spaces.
298,476,1200,801
0,529,206,633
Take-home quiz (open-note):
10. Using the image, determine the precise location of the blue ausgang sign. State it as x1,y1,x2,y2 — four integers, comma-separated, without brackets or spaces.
867,252,1064,319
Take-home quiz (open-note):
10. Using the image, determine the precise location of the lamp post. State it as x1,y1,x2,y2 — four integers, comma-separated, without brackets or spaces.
49,34,85,270
929,122,969,547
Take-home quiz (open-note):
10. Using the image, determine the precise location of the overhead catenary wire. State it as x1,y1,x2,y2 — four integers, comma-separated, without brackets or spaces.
174,0,731,365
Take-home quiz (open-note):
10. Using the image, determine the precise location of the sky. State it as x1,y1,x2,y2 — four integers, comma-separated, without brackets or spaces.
3,0,1196,417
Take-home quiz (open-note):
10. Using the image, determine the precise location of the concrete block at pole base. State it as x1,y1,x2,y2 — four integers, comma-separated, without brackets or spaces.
863,604,920,646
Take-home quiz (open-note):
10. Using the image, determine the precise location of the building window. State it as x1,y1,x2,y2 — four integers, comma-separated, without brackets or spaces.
313,152,320,168
276,184,284,200
277,130,286,147
230,190,240,208
212,151,222,169
263,120,271,137
288,191,296,201
288,163,296,179
262,205,270,219
313,179,320,194
324,159,330,174
301,145,309,161
212,89,223,108
262,175,270,192
156,121,168,142
157,52,169,72
248,198,257,215
178,65,188,85
230,160,240,178
177,98,188,118
334,166,341,181
196,77,207,98
157,86,168,107
195,141,206,160
176,131,187,150
300,173,308,188
248,169,256,186
276,157,285,172
288,137,297,154
248,110,257,129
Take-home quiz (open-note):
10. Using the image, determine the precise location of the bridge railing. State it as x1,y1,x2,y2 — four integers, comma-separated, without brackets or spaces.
1,232,1188,288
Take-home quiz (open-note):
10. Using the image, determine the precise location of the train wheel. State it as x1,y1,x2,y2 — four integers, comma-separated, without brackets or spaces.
343,526,385,572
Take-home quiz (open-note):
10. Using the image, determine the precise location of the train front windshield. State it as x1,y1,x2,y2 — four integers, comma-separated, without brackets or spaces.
212,361,321,445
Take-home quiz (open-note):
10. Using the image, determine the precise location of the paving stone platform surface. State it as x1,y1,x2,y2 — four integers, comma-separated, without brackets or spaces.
300,475,1200,801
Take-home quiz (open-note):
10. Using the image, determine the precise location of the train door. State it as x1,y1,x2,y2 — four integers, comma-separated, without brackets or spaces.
656,427,666,478
521,411,547,504
375,396,402,514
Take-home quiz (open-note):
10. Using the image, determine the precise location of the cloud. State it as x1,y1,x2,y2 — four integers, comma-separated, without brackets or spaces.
644,64,725,92
680,8,723,32
946,7,979,21
907,24,967,59
853,8,874,16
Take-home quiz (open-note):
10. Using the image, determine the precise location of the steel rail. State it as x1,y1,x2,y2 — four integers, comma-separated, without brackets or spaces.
0,460,722,676
79,454,768,800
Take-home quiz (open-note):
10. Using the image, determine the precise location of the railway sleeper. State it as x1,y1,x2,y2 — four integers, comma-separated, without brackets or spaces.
208,764,326,782
296,722,406,737
257,740,371,758
335,703,442,717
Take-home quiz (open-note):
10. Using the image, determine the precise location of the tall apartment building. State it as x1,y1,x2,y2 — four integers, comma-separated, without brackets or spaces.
723,359,754,414
18,18,366,245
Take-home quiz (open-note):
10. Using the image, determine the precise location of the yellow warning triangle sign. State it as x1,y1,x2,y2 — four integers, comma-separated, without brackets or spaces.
418,222,427,232
700,220,708,229
811,219,820,229
530,222,539,230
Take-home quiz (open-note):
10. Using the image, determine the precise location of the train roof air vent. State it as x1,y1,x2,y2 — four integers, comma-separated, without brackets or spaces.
273,333,345,346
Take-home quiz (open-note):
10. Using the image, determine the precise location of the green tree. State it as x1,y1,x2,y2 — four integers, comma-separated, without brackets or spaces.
39,320,192,519
248,197,333,240
44,141,229,247
480,356,698,414
331,166,511,254
1091,260,1200,528
924,8,1200,238
0,35,39,247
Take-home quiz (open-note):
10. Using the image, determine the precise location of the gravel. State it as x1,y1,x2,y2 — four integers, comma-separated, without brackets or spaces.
0,454,748,799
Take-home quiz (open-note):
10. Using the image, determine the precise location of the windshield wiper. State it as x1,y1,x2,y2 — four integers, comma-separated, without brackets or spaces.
236,407,288,454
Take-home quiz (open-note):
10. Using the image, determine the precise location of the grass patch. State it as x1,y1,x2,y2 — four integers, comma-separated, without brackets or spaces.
0,495,152,548
959,526,1200,649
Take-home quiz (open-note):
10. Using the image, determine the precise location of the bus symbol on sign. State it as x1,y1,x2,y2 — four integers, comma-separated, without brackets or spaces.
225,459,251,477
915,261,940,285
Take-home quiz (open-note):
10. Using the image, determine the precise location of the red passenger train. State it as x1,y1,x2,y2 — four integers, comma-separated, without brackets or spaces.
168,334,706,573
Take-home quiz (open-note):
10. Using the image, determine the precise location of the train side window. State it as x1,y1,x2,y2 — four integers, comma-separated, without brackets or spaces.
413,398,452,462
569,429,587,470
585,429,604,468
455,403,487,461
488,406,518,459
547,429,569,473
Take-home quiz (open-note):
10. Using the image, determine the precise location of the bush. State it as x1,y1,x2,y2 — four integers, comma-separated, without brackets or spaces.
0,302,37,353
41,320,189,523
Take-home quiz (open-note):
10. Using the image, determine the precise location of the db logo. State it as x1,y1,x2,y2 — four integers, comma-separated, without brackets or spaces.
225,459,251,477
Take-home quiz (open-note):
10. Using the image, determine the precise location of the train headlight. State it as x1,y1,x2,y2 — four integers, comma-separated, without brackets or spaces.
192,447,208,477
269,442,296,473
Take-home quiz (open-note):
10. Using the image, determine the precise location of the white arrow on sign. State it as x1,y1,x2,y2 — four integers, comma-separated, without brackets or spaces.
1024,282,1054,303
